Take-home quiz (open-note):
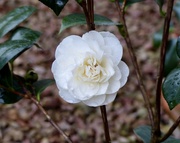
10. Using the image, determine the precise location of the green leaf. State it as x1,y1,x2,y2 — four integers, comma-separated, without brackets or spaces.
119,0,145,6
134,125,151,143
0,65,24,104
0,40,33,70
163,67,180,110
153,30,162,49
134,125,180,143
10,27,41,42
176,37,180,58
33,79,54,100
0,27,40,70
164,39,180,77
155,0,166,16
60,13,120,33
173,1,180,21
39,0,68,16
0,6,36,38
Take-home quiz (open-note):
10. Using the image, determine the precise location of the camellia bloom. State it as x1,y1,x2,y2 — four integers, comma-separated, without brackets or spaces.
51,31,129,107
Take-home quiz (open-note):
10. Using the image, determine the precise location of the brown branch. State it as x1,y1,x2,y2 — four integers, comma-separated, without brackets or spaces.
115,0,154,127
100,106,111,143
160,115,180,142
153,0,175,141
0,84,73,143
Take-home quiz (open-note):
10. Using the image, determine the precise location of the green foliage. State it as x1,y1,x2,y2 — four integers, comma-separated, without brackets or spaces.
119,0,145,6
0,64,23,104
173,1,180,21
33,79,54,101
0,40,34,70
60,13,120,33
155,0,166,16
39,0,68,16
0,6,36,38
164,39,180,77
134,125,180,143
176,37,180,58
163,67,180,110
0,6,42,104
153,29,162,49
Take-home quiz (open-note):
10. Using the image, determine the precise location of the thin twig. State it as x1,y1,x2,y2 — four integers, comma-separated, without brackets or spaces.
160,115,180,142
0,84,73,143
153,0,175,141
114,0,154,127
30,97,73,143
100,106,111,143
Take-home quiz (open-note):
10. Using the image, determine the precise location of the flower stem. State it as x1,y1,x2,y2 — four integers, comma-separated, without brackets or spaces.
100,105,111,143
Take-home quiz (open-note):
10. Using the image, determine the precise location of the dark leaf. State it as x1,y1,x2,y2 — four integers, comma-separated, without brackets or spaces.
173,1,180,21
60,13,120,33
11,27,41,42
153,30,162,49
176,37,180,58
0,65,24,104
164,39,180,77
0,40,33,70
134,125,180,143
0,6,36,38
39,0,68,16
33,79,54,100
163,67,180,110
119,0,145,6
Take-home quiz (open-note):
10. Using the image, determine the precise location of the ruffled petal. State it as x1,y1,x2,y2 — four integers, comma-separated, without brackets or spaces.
59,88,80,103
118,61,129,88
82,31,105,46
55,35,94,60
82,94,106,107
102,93,117,105
100,32,123,65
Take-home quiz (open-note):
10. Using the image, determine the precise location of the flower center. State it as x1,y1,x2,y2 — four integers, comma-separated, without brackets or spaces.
77,56,106,82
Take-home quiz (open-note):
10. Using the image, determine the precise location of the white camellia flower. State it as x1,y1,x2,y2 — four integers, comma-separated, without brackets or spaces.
51,30,129,107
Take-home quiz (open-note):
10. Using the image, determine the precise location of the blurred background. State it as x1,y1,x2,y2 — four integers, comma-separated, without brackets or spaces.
0,0,180,143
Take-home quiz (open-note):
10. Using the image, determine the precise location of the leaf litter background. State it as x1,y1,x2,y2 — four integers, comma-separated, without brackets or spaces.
0,0,180,143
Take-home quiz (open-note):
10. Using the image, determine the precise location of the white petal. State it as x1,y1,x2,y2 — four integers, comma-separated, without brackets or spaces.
118,61,129,88
100,32,123,65
82,30,105,46
96,82,109,95
55,35,94,59
101,93,117,105
59,88,80,103
82,94,106,107
106,80,120,94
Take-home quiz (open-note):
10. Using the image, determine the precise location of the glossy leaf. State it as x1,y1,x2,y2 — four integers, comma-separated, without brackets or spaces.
39,0,68,16
163,67,180,110
60,13,120,33
134,125,180,143
0,6,36,38
33,79,54,100
0,40,33,70
0,65,23,104
0,27,41,70
119,0,145,6
173,1,180,21
164,39,180,77
176,37,180,58
11,27,41,42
